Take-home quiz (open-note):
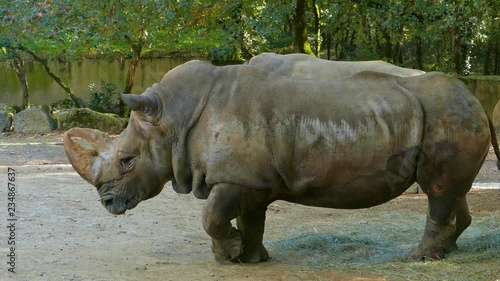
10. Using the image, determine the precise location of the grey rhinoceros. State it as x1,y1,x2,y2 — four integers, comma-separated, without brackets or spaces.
248,52,425,78
64,60,500,264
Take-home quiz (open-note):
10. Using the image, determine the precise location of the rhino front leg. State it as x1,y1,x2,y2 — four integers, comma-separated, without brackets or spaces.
236,205,269,262
202,183,270,263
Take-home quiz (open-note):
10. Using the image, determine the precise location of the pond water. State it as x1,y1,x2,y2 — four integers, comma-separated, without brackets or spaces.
1,59,499,119
0,58,192,106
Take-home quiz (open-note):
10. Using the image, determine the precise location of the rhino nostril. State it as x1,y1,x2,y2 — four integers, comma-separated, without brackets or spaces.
101,195,114,207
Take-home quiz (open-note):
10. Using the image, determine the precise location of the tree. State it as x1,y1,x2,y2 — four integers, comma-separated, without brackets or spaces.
440,0,482,75
0,0,83,108
1,45,30,109
2,0,498,100
312,0,496,74
180,0,269,62
72,0,179,115
171,0,320,60
481,0,499,75
1,2,30,109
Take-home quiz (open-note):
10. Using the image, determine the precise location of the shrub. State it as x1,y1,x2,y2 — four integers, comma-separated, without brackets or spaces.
88,81,119,114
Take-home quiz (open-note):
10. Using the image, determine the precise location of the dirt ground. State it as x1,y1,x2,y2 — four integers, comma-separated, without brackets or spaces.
0,132,498,281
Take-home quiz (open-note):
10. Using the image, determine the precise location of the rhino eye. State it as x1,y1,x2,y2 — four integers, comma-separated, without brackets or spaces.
120,156,135,171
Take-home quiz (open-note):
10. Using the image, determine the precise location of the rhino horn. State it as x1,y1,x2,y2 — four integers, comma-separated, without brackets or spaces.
63,128,113,185
121,93,160,117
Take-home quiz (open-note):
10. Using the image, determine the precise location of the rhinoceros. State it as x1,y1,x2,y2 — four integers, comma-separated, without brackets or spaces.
64,60,500,264
248,52,425,78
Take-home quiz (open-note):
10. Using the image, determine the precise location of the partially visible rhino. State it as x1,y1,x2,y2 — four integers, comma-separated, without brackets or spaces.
64,60,499,264
248,52,425,78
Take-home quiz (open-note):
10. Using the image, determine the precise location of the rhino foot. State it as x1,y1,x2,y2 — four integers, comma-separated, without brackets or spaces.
406,246,445,262
231,243,269,263
442,240,459,254
211,227,243,264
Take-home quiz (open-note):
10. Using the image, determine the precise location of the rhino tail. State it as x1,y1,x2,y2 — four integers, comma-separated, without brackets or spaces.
488,116,500,171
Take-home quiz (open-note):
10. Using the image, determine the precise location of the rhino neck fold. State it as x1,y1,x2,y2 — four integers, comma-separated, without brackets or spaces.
155,62,219,195
166,82,215,196
169,94,209,194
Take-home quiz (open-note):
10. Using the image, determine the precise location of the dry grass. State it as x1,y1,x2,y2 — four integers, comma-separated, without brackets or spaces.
266,211,499,281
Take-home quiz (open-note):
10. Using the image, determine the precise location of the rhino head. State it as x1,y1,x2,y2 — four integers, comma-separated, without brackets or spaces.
63,92,175,215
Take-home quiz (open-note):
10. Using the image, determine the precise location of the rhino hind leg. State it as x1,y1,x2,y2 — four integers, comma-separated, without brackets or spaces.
202,183,270,263
407,192,472,262
442,196,471,253
408,170,474,261
405,131,488,262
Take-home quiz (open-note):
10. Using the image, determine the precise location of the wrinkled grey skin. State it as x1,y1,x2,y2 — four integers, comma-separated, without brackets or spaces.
64,60,499,264
248,53,424,197
248,52,425,78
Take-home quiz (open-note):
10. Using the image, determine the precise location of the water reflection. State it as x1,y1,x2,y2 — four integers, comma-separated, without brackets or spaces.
1,59,499,120
0,58,191,106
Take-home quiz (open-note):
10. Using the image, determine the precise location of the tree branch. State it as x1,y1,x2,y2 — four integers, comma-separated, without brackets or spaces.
15,45,81,107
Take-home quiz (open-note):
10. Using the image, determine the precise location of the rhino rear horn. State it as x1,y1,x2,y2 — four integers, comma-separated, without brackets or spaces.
121,93,160,117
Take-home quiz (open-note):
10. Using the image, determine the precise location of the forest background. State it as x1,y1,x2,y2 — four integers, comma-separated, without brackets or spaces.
1,0,499,113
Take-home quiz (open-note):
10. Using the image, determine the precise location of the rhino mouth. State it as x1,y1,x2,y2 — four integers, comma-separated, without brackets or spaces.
101,194,138,215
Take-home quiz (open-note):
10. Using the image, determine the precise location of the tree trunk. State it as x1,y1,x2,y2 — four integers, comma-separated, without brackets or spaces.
231,3,252,60
312,0,320,57
362,15,371,51
348,29,356,57
393,40,403,64
451,26,463,74
415,36,424,71
18,45,81,108
290,0,314,55
484,39,492,75
335,41,339,60
495,40,500,75
436,39,442,70
393,25,405,64
383,32,392,59
120,33,145,117
123,47,141,95
8,49,29,110
326,31,332,60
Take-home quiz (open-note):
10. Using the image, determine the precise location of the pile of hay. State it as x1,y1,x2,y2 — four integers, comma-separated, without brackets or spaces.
266,211,499,280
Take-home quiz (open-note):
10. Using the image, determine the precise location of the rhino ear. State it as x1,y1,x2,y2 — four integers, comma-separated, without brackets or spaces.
121,93,160,118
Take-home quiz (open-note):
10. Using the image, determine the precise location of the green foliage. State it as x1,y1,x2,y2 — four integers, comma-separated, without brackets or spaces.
88,81,119,114
50,98,87,111
1,0,499,75
0,103,18,115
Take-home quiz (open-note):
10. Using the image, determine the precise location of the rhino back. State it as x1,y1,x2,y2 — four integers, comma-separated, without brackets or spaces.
187,67,424,207
249,53,424,79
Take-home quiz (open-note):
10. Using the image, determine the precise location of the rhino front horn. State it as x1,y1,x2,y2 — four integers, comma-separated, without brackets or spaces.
121,93,160,117
63,128,113,185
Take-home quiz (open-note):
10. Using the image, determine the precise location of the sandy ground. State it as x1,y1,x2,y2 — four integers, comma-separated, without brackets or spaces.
0,132,498,281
